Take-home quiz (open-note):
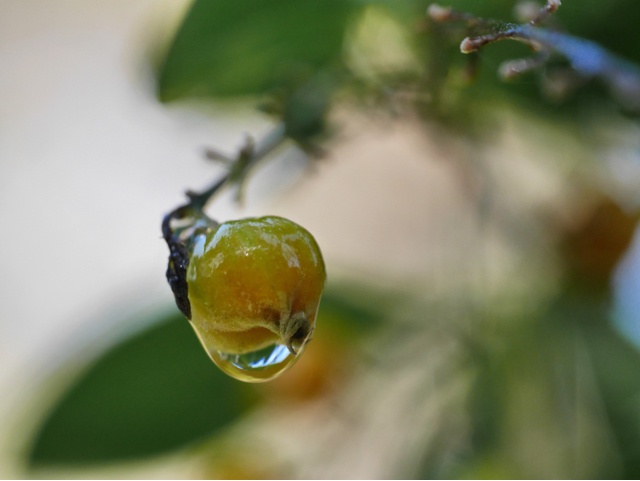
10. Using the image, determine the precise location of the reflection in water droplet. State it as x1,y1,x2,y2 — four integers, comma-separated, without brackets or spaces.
191,325,302,382
212,344,298,382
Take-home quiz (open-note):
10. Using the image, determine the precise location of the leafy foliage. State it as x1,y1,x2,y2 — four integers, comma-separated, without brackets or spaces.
157,0,357,101
28,312,257,465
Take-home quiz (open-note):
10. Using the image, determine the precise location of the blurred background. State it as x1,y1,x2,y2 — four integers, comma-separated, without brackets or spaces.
2,0,640,478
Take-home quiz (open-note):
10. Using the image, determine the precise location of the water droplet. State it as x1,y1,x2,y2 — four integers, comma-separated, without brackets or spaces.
191,325,304,382
211,344,299,382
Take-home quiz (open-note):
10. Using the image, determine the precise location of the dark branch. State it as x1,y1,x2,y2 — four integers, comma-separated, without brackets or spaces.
427,1,640,112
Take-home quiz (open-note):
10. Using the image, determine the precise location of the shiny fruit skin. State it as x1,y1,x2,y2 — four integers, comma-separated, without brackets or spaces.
186,216,326,355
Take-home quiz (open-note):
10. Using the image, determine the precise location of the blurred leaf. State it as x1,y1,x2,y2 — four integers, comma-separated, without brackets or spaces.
157,0,357,101
582,314,640,478
28,311,257,466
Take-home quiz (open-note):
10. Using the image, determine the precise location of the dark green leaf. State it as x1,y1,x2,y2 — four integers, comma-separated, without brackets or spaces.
27,311,256,466
582,318,640,478
157,0,357,101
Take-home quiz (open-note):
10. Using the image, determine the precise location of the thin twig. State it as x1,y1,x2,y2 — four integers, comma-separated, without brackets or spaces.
529,0,561,25
169,122,287,220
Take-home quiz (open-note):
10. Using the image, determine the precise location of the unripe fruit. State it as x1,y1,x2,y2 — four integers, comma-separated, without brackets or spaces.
186,215,326,382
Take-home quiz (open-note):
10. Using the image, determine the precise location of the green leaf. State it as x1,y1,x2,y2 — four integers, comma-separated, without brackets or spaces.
582,319,640,478
27,311,257,466
157,0,357,101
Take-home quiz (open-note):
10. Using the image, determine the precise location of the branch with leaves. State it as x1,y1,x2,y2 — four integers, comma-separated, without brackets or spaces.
428,0,640,112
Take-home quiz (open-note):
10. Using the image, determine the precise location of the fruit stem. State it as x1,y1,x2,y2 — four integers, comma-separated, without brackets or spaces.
174,122,287,219
161,124,288,318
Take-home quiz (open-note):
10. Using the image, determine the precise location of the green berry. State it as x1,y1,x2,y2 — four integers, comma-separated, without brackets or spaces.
187,216,326,359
